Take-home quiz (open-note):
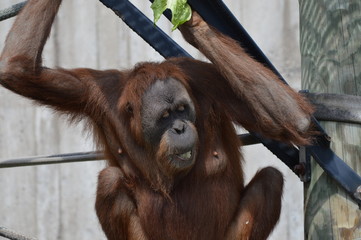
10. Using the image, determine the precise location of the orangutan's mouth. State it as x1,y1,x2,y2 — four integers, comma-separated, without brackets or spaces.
176,151,192,161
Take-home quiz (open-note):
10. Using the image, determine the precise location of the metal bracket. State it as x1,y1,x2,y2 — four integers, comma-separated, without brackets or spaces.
298,146,311,182
299,145,361,206
308,144,361,206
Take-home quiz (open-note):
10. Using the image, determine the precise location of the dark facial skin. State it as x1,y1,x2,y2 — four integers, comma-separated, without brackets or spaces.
141,78,198,172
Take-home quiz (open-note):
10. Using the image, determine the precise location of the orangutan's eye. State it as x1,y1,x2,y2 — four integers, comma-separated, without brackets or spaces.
162,110,170,118
177,104,185,112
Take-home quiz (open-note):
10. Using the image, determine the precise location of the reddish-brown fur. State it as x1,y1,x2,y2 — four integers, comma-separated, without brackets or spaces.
0,1,314,240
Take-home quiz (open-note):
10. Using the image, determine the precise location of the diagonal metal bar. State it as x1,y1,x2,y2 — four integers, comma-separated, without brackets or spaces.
184,0,361,205
98,0,191,59
185,0,361,205
0,1,27,22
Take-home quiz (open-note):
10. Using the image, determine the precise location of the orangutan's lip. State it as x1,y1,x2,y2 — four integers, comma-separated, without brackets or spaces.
176,151,192,161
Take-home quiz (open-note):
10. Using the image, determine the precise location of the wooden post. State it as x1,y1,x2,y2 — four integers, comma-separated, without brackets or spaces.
299,0,361,239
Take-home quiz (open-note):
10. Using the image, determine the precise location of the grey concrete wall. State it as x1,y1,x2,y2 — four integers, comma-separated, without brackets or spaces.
0,0,303,239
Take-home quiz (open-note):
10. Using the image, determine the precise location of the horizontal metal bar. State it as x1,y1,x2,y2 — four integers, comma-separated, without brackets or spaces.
305,92,361,125
0,151,104,169
0,226,36,240
0,134,259,168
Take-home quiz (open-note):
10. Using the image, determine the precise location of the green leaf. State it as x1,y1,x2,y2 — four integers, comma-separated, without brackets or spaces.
151,0,167,24
151,0,192,31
